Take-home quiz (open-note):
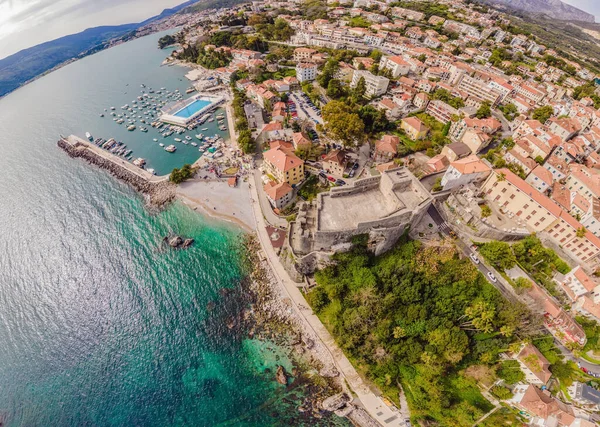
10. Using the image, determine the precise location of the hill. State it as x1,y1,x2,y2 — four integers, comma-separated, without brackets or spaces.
0,0,200,98
480,0,595,23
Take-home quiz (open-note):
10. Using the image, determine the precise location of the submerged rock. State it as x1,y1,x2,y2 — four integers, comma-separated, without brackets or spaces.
276,365,288,385
169,236,183,247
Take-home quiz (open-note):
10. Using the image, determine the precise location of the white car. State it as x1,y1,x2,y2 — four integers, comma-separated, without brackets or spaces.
469,253,480,264
487,272,497,283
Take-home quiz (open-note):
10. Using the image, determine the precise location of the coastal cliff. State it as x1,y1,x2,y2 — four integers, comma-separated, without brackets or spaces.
57,137,175,207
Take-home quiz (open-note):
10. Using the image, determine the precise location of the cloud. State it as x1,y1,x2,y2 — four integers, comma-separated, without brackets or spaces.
0,0,183,59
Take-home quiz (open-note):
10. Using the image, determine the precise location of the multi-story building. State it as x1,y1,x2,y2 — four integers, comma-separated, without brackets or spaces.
516,344,552,386
425,100,458,124
440,155,491,191
456,75,503,106
379,56,410,78
293,47,317,62
482,168,600,266
263,147,305,185
264,181,294,209
295,62,318,83
350,70,389,97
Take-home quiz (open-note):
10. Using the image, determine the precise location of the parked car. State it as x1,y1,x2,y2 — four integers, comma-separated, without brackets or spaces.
487,272,497,283
469,253,480,264
327,176,336,182
348,169,355,178
352,162,359,170
336,179,346,186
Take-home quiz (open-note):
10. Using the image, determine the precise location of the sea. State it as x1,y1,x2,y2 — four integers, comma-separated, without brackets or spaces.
0,30,348,426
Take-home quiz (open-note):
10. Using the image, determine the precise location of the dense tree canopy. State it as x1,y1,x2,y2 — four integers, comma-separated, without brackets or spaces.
321,101,365,147
308,237,537,425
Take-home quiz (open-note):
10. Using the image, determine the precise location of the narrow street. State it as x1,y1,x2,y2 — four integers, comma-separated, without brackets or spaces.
427,204,600,375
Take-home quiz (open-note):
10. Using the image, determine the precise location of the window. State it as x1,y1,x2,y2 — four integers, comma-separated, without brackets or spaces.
510,194,515,199
535,222,540,227
561,238,566,243
531,210,537,215
501,188,507,193
524,204,529,209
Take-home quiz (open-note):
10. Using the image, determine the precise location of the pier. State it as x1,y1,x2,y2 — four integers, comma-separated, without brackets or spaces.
58,135,175,207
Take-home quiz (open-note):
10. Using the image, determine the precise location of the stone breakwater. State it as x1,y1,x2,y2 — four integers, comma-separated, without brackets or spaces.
57,137,175,208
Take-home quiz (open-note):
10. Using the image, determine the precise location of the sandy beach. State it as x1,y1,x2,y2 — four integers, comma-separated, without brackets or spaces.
177,178,256,232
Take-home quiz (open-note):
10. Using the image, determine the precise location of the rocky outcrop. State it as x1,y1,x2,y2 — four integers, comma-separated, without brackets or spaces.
164,236,195,249
57,138,175,208
275,365,289,385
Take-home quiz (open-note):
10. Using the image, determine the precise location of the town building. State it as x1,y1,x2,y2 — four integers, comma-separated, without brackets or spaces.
400,117,429,141
264,181,294,209
263,147,305,185
351,70,390,97
440,155,491,191
296,62,318,82
482,168,600,266
516,343,552,386
322,149,348,177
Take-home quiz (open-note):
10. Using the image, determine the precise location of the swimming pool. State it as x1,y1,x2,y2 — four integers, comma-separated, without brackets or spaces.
173,99,211,118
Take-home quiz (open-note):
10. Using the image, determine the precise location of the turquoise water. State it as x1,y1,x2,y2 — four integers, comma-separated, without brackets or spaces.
0,30,347,426
174,98,212,118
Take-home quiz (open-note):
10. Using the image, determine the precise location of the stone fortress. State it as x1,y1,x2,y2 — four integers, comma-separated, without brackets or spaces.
288,167,432,275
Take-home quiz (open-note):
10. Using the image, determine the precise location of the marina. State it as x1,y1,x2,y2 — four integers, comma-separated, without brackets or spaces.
71,49,230,175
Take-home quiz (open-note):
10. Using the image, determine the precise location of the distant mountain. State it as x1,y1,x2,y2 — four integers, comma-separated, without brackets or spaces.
0,0,200,98
480,0,595,23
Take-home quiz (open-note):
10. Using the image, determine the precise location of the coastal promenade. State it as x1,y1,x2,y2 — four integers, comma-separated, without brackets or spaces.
247,181,405,427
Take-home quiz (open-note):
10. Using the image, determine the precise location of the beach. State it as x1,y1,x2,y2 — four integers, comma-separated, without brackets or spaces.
177,178,256,232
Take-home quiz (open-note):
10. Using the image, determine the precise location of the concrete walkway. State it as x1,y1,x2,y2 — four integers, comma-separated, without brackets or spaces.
252,170,289,228
248,181,406,427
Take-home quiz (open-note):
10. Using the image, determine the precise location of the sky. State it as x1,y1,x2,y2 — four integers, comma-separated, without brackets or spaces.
562,0,600,21
0,0,185,60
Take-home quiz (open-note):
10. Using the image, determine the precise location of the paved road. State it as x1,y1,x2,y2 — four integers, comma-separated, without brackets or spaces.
428,204,600,375
427,205,515,301
249,183,407,427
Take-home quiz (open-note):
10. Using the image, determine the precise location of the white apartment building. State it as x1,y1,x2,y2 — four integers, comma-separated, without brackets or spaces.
379,56,410,78
350,70,389,98
296,63,318,83
456,75,503,106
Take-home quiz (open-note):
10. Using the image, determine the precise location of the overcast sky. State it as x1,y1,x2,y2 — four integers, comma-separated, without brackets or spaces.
1,0,599,60
0,0,184,60
563,0,600,21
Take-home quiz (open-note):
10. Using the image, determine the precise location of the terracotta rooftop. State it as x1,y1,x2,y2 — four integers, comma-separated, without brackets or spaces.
264,147,304,173
450,155,490,174
264,181,293,200
517,344,552,384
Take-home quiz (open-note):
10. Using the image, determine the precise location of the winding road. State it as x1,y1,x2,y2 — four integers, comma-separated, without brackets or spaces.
427,204,600,375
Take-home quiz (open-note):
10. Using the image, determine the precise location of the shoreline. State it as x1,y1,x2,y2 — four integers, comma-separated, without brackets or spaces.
177,178,256,233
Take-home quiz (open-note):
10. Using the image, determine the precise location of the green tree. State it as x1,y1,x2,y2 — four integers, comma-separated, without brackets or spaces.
479,241,517,270
238,129,255,154
353,76,367,100
169,164,195,184
322,101,365,147
481,205,492,218
496,360,525,384
532,106,554,123
326,79,344,98
490,385,513,400
475,102,491,119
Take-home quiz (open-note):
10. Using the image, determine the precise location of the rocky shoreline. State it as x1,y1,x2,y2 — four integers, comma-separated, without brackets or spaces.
57,138,175,208
237,235,379,425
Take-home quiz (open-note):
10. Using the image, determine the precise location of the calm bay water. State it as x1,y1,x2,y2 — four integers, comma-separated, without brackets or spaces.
0,31,346,426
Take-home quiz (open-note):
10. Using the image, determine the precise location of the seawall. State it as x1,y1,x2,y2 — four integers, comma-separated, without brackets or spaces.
57,135,175,208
